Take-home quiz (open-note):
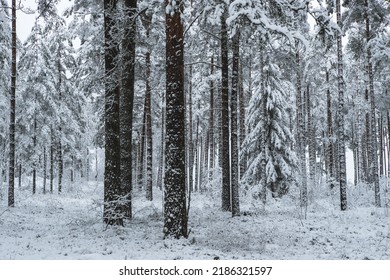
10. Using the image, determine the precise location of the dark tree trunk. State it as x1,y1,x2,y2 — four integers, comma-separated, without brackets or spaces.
337,0,347,210
220,8,231,212
18,163,22,189
104,0,123,226
379,116,384,176
145,50,153,201
208,56,215,180
164,0,187,238
259,46,267,206
120,0,137,217
58,138,63,194
50,131,54,194
8,0,16,207
33,117,37,195
326,71,335,183
43,147,47,194
70,155,74,183
231,30,240,217
239,60,246,179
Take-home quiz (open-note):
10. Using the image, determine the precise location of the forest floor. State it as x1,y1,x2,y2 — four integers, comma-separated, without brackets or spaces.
0,178,389,260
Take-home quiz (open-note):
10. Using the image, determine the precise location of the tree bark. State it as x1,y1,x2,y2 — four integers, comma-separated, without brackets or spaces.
164,0,187,238
208,56,215,180
337,0,347,210
104,0,122,226
220,8,231,212
365,0,380,207
231,30,240,217
8,0,16,207
145,48,153,201
326,71,335,183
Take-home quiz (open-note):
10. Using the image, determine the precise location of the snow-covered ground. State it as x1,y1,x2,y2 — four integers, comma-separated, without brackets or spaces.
0,178,389,260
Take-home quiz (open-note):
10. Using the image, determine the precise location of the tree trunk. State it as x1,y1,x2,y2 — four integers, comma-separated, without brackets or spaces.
307,84,316,187
337,0,347,210
187,66,194,193
231,29,240,217
145,49,153,201
239,59,246,179
120,0,137,217
379,116,384,177
164,0,187,238
326,71,335,183
104,0,122,226
50,131,54,194
365,0,380,207
33,117,37,195
8,0,16,207
208,56,215,180
137,107,146,191
18,163,22,189
43,147,47,194
157,92,165,190
296,48,307,211
260,45,267,206
220,8,231,212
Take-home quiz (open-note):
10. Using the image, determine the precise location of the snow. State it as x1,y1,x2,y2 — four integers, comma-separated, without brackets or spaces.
1,178,389,260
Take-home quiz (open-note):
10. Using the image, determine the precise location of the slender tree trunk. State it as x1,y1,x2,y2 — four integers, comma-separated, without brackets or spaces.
8,0,16,207
365,88,371,183
296,48,307,211
43,147,47,194
145,48,153,201
260,45,267,206
164,0,187,238
33,117,37,195
231,29,240,217
193,117,199,193
57,54,63,194
239,60,246,179
187,66,194,193
307,84,316,186
221,8,231,212
365,0,380,207
138,99,146,190
58,138,63,193
379,116,384,177
326,71,335,183
208,56,214,180
198,136,204,192
104,0,122,226
70,155,74,183
18,163,22,189
50,131,54,193
337,0,347,210
157,93,165,190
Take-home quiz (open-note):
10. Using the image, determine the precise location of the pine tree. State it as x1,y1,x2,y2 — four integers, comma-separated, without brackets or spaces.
231,29,240,217
220,5,230,212
0,0,11,200
120,0,137,218
8,0,16,206
164,0,187,238
103,0,122,226
336,0,347,211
